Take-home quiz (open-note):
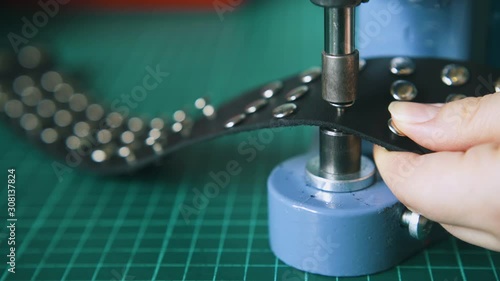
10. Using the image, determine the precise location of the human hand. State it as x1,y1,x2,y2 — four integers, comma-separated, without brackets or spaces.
373,93,500,251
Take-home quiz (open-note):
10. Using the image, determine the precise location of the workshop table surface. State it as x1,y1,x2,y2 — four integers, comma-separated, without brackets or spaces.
0,0,499,280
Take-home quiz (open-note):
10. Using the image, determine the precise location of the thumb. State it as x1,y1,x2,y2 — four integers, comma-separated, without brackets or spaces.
389,93,500,151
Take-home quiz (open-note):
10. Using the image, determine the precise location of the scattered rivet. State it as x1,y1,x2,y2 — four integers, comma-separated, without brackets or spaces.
145,137,165,155
445,94,467,103
97,129,112,144
41,71,63,92
390,80,418,101
194,97,209,109
4,100,24,118
54,110,73,127
261,81,283,99
224,114,246,129
273,103,297,119
54,83,74,103
390,57,416,76
37,99,57,118
172,122,183,133
245,99,268,114
20,113,39,131
40,128,58,144
359,58,367,72
91,149,107,163
66,136,82,150
300,67,321,84
86,104,105,121
441,64,469,86
13,75,34,95
173,110,187,123
202,105,216,119
285,85,309,102
74,121,91,138
121,131,135,144
20,87,42,107
69,93,88,112
149,128,162,140
128,117,144,132
18,46,42,69
118,146,136,163
150,118,165,130
106,112,123,129
388,118,405,137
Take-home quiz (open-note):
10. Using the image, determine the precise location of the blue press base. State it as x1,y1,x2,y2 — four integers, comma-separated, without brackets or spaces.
268,153,447,277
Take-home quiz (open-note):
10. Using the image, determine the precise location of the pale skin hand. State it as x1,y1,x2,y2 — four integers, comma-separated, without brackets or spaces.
373,93,500,252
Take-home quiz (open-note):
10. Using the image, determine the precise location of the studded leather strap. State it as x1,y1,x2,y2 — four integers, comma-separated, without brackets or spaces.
1,47,499,175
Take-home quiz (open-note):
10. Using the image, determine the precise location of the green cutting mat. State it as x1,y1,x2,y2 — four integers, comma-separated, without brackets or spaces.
1,1,499,280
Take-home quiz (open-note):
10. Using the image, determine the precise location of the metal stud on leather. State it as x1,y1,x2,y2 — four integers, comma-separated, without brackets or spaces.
1,46,499,174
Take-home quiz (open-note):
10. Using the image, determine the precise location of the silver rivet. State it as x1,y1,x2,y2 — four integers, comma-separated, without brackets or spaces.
388,118,405,137
54,110,72,127
300,67,321,84
18,46,42,69
74,122,91,138
37,99,57,118
194,97,209,109
20,87,42,107
224,114,246,129
359,58,367,72
118,146,136,163
150,118,165,130
40,128,58,144
97,129,112,144
273,103,297,119
285,85,309,102
202,105,216,119
41,71,63,92
172,122,183,133
106,112,123,129
20,113,39,131
173,110,187,123
91,150,108,163
66,136,82,150
495,78,500,93
244,99,268,114
145,137,165,155
54,83,74,103
441,64,469,86
149,128,162,140
391,80,418,101
261,81,283,99
445,94,467,103
121,131,135,144
86,104,105,121
69,94,88,112
13,75,34,95
390,57,416,76
128,117,144,132
4,100,24,118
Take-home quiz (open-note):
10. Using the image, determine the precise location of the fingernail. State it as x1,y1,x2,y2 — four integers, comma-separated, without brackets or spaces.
388,102,441,123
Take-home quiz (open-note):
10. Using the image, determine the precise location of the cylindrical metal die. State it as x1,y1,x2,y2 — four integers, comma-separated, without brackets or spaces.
322,50,359,106
319,128,360,175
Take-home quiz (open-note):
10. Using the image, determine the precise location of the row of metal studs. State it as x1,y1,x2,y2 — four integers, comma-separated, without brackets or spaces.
387,57,500,137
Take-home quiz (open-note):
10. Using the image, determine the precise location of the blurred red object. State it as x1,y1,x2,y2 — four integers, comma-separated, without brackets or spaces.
6,0,246,10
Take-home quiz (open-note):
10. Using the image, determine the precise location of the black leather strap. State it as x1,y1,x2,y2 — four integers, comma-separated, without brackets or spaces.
1,49,498,175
